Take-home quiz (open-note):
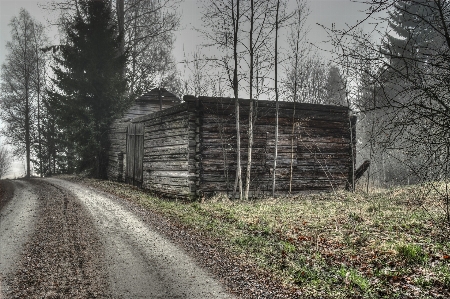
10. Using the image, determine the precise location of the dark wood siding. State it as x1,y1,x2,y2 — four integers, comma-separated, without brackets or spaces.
185,96,353,198
133,103,196,198
126,123,144,187
107,88,180,181
109,94,355,199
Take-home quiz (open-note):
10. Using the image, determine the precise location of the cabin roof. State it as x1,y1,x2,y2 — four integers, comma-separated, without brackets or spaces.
137,88,181,104
183,95,351,113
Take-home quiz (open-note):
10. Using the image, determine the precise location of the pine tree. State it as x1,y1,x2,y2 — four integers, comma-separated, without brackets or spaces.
49,0,128,178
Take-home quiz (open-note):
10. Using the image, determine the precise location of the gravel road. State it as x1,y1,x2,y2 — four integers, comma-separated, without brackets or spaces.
0,178,235,298
0,180,39,295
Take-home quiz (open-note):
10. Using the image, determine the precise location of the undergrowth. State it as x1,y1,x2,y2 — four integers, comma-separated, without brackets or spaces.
63,175,450,298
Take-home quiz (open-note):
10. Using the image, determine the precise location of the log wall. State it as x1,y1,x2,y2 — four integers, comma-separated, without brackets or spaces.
107,88,180,182
184,96,354,198
131,103,197,198
109,94,355,199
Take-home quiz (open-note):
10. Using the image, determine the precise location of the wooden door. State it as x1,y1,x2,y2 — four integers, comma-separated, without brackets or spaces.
126,123,144,187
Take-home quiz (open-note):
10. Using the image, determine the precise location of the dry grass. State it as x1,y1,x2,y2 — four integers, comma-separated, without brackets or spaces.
64,175,450,298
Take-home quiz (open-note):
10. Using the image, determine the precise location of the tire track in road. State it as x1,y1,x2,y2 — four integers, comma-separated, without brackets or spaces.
48,178,235,299
2,180,111,298
0,180,38,297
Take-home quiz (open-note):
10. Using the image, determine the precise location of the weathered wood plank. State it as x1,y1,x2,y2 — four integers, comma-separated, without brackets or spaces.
146,170,190,178
143,161,188,171
132,102,189,123
144,137,188,149
145,146,189,156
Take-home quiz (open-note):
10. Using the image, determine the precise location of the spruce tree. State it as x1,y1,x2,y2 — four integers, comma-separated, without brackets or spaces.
49,0,128,178
382,0,436,73
324,66,346,106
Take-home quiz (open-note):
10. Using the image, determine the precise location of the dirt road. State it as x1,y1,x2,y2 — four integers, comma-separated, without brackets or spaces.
0,178,234,299
0,180,39,296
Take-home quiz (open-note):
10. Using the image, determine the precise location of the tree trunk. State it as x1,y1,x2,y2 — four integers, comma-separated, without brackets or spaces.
24,24,31,179
272,0,280,197
366,84,376,193
244,0,255,200
116,0,125,57
35,30,43,177
289,9,301,194
232,0,242,200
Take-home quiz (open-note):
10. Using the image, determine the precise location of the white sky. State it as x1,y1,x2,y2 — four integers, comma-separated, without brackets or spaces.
0,0,377,178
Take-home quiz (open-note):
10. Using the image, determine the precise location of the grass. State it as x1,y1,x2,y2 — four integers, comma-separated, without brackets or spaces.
64,176,450,298
396,243,427,264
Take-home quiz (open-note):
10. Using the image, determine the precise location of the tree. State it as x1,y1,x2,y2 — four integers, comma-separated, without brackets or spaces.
328,0,450,220
47,0,180,96
201,0,244,199
232,0,243,200
0,146,11,179
284,0,310,193
243,0,275,199
245,0,256,200
48,0,128,178
284,54,328,104
271,0,293,196
0,9,47,178
123,0,180,96
382,0,437,74
272,0,280,197
324,66,346,106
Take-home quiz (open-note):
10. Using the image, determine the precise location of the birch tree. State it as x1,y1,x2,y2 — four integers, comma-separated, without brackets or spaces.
201,0,244,199
271,0,293,196
272,0,280,197
284,0,310,193
0,9,47,178
243,0,276,199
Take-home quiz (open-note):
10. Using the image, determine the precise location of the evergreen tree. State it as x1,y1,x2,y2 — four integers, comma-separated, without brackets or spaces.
324,66,346,106
382,0,437,74
376,0,443,186
49,0,128,178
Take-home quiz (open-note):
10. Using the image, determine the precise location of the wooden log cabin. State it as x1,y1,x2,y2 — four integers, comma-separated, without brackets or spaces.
107,88,181,183
108,94,356,199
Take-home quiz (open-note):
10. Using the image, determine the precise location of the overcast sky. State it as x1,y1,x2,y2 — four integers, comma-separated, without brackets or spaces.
0,0,375,178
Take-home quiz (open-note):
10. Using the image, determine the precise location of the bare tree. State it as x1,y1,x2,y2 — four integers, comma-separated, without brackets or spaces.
0,146,11,179
271,0,280,197
182,50,214,97
283,0,310,193
327,0,450,221
200,0,244,199
0,9,47,178
271,0,293,197
232,0,243,199
124,0,180,96
243,0,275,199
244,0,256,200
